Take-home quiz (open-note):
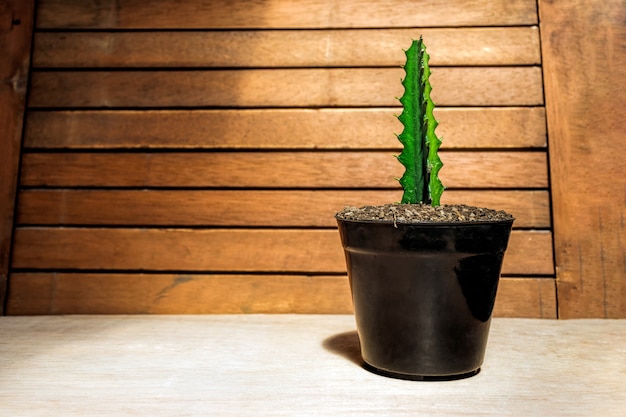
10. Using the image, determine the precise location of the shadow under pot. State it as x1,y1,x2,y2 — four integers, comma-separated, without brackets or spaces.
336,217,514,381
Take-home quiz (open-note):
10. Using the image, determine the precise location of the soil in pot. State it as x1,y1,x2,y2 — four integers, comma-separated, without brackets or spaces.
336,203,514,224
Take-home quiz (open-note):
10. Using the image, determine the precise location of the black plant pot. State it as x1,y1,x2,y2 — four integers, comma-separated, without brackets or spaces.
336,217,514,380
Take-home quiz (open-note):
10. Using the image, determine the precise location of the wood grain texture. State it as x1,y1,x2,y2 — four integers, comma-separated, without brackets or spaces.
32,27,541,68
19,151,549,189
10,0,556,318
539,0,626,317
6,273,555,317
495,278,556,318
11,228,554,276
24,108,547,150
7,273,354,315
27,67,544,108
0,0,35,313
1,316,625,416
16,190,550,228
36,0,538,29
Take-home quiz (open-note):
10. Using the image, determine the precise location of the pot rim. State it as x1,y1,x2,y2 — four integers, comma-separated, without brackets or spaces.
335,215,515,227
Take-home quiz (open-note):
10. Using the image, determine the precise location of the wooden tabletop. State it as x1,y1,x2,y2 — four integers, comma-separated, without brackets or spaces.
0,315,624,416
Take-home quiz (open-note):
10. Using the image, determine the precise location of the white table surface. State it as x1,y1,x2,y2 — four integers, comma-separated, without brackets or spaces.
0,315,624,416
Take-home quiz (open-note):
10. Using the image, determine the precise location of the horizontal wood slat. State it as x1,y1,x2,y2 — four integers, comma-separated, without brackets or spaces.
20,151,549,189
36,0,538,29
496,278,556,318
6,273,353,315
32,27,541,68
24,108,547,149
6,273,556,318
11,228,554,275
16,190,550,228
28,67,544,108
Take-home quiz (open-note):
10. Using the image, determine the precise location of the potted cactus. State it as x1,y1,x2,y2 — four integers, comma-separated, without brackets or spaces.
335,38,514,380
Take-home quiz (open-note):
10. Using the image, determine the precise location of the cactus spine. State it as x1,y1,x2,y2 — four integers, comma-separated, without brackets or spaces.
396,38,444,206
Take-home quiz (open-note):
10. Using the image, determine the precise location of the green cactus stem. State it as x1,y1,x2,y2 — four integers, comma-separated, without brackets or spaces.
396,38,444,206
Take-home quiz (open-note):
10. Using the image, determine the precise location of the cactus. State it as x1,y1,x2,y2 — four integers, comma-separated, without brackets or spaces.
396,38,444,206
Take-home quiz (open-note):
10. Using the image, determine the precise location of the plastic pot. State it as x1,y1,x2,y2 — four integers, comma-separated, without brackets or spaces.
336,218,514,380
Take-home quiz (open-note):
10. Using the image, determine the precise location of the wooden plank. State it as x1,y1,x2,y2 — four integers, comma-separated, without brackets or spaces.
19,151,549,189
11,228,554,275
6,273,555,317
32,27,541,68
540,0,626,318
495,278,556,319
16,190,550,229
6,273,354,315
36,0,538,29
0,0,35,313
27,67,544,108
24,108,547,149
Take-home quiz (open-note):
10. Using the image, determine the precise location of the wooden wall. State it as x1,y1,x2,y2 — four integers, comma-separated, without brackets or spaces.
4,0,601,317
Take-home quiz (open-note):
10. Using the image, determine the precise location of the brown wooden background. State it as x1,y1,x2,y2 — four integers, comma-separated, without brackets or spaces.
0,0,623,318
